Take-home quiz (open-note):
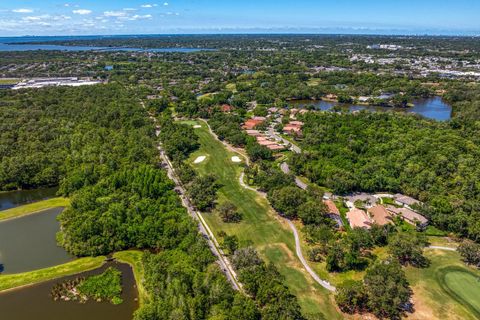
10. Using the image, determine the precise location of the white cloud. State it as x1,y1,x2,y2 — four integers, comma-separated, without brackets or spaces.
141,4,158,8
104,11,127,17
72,9,92,15
123,8,137,11
163,2,169,6
13,8,33,13
23,16,43,21
129,14,153,20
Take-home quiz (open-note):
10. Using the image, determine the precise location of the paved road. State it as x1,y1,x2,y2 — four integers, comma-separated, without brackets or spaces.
287,220,336,292
208,123,336,292
268,127,302,154
280,162,308,190
144,104,241,291
427,245,457,252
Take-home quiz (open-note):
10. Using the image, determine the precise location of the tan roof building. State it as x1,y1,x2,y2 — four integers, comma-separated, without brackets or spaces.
368,205,393,226
386,205,428,227
347,208,371,229
324,200,340,216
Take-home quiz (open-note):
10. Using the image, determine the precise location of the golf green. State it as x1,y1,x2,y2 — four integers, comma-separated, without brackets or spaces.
438,266,480,318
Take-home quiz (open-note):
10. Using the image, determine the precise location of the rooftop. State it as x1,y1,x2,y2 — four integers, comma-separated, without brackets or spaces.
347,208,371,229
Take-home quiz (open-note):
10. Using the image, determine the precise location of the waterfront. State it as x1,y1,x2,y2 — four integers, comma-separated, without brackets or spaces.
290,96,452,121
0,188,58,211
0,262,138,320
0,207,72,274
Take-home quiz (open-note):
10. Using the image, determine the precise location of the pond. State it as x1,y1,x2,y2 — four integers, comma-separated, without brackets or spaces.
0,187,58,211
0,207,73,274
0,262,138,320
290,96,452,121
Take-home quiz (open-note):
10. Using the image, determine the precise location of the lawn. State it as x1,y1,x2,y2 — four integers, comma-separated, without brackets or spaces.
183,120,343,319
0,197,70,221
406,249,480,320
113,250,148,305
0,257,105,292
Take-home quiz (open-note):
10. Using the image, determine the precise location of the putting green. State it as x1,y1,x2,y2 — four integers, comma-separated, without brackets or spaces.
438,266,480,318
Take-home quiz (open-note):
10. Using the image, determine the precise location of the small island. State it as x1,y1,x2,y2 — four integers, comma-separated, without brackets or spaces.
51,267,123,305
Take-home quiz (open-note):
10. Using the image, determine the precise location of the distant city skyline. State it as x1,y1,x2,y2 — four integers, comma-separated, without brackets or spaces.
1,0,479,36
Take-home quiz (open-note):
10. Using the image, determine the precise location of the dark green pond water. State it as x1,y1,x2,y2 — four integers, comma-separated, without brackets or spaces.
0,187,58,211
0,262,138,320
0,207,73,274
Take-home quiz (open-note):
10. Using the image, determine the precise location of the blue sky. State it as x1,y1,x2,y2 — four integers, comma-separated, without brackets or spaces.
1,0,479,36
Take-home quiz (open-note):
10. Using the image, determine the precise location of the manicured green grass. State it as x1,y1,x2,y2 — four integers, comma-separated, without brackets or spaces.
0,257,105,292
0,197,70,221
113,250,148,305
406,249,480,320
439,267,480,318
185,120,343,319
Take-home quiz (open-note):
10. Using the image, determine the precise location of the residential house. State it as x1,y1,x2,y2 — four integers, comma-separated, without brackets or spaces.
394,194,421,208
324,200,343,227
283,121,304,136
345,193,378,208
347,208,371,229
367,205,393,226
242,118,265,130
386,205,428,228
221,104,233,113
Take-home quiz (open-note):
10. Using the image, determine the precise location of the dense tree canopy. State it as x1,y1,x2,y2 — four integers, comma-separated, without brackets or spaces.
291,112,480,242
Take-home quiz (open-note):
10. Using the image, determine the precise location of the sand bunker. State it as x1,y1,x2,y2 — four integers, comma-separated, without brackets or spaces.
193,125,202,128
194,156,206,164
231,156,242,163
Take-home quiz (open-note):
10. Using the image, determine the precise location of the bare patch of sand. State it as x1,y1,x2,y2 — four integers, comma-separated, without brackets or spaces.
194,156,206,164
193,125,202,128
231,156,241,163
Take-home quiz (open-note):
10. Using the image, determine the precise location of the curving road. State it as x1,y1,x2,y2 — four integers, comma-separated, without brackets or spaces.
205,119,336,292
287,220,336,292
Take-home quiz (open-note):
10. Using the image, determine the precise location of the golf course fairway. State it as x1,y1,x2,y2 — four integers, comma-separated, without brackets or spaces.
182,120,343,319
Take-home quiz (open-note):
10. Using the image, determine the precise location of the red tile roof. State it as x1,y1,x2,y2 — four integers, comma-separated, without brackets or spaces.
324,200,340,215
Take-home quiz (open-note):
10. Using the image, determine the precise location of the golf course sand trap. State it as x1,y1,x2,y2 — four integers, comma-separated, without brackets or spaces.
231,156,242,163
193,125,202,128
194,156,206,164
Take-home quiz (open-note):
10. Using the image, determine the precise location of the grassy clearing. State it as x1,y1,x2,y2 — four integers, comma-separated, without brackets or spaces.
182,120,343,319
406,250,480,320
0,79,19,84
113,250,148,305
225,83,237,92
0,197,70,221
0,257,105,292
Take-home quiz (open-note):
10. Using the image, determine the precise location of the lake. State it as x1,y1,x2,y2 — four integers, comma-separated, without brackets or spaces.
0,187,58,211
290,96,452,121
0,42,210,53
0,262,138,320
0,207,73,274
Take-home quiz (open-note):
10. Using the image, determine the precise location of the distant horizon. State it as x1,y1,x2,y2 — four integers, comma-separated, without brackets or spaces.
1,1,479,37
1,31,479,39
